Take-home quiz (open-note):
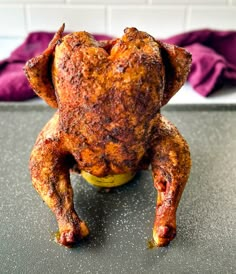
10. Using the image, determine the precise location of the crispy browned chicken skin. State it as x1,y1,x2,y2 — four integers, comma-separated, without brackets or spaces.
24,24,191,247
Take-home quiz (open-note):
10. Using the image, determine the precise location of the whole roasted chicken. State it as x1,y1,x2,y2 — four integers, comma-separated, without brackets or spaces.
24,24,191,247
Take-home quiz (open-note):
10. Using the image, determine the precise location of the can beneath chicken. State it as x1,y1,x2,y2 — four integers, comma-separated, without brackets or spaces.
81,170,136,188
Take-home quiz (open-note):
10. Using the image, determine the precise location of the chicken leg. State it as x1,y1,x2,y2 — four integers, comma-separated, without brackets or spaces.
151,115,191,246
29,112,89,246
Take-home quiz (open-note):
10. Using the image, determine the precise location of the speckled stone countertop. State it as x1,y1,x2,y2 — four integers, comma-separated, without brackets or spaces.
0,104,235,273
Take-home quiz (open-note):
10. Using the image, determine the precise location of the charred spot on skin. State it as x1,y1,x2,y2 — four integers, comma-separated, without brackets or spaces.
158,155,169,163
105,135,118,143
74,42,82,48
165,172,172,184
122,159,135,169
157,180,167,192
157,225,176,239
104,116,112,123
27,59,37,69
163,197,173,207
57,39,62,46
110,127,121,137
117,65,125,73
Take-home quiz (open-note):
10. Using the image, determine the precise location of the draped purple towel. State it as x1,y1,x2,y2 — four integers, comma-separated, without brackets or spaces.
163,29,236,96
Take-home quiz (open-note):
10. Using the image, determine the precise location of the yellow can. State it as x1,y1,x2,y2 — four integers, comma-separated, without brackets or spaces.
81,170,136,188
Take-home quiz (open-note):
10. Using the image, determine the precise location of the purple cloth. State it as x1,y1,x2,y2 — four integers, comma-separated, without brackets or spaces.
0,32,55,101
164,29,236,96
1,29,236,101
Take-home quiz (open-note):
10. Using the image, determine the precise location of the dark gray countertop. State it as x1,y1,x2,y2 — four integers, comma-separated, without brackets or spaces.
0,104,235,273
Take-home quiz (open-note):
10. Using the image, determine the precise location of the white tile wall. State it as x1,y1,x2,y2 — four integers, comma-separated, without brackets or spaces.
0,0,235,38
188,6,236,30
0,5,26,36
108,6,186,38
151,0,188,3
26,5,106,33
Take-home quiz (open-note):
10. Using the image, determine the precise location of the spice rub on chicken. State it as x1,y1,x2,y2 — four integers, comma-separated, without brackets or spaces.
24,24,192,247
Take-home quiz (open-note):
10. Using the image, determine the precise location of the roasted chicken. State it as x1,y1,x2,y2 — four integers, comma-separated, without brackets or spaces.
24,24,192,247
